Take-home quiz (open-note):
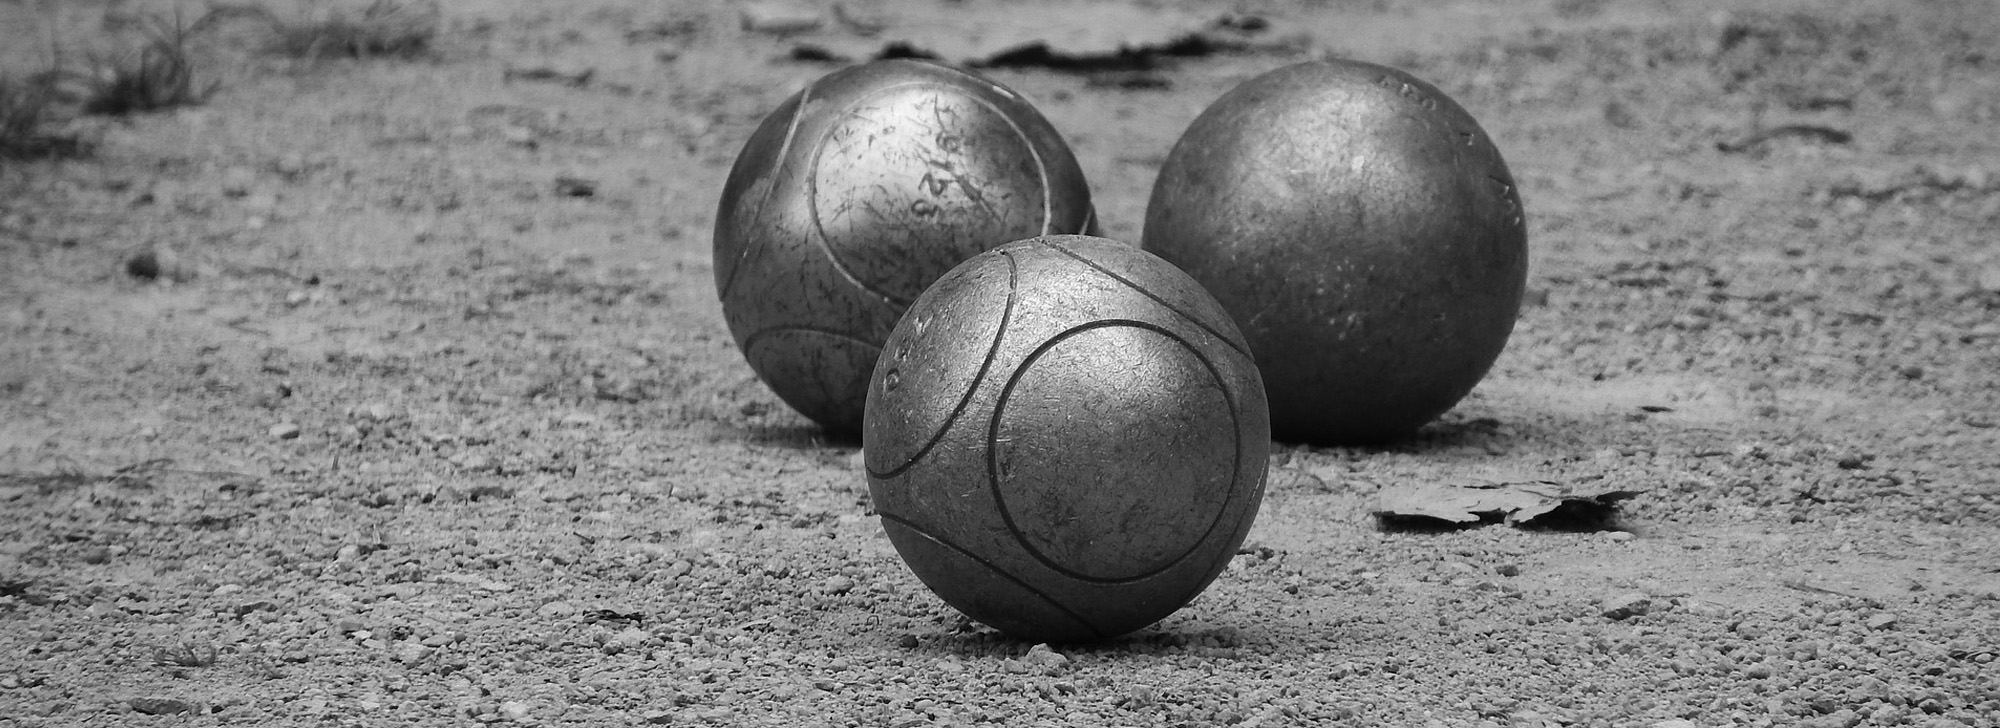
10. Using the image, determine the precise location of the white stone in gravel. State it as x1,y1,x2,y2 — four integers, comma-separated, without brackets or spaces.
392,642,431,664
1866,613,1898,630
612,627,651,649
500,701,530,721
270,422,302,440
1020,644,1069,675
538,601,578,618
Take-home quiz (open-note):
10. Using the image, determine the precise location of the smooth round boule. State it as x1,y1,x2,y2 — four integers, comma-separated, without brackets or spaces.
714,59,1097,435
864,235,1269,644
1142,59,1528,445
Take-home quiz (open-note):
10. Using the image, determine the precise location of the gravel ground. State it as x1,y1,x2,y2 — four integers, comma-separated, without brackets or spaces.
2,0,1997,726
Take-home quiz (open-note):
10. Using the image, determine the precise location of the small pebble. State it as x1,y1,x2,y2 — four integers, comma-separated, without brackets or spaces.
499,701,530,721
1866,613,1898,631
270,422,302,440
126,250,163,280
129,697,195,715
554,176,597,198
1601,592,1652,620
274,152,308,177
392,642,431,664
360,402,396,422
220,166,257,197
1021,643,1069,675
739,2,822,34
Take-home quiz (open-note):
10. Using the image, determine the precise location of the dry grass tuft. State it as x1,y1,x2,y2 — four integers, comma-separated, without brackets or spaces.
262,0,442,61
0,72,81,160
77,10,221,116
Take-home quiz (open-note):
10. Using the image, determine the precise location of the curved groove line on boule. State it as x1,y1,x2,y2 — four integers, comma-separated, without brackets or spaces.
804,83,933,308
1039,241,1253,362
980,98,1053,238
739,324,884,353
866,251,1020,481
804,82,1032,309
719,83,814,302
984,319,1242,585
875,510,1110,642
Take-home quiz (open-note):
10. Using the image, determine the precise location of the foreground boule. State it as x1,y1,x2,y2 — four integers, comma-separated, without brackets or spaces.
864,235,1268,644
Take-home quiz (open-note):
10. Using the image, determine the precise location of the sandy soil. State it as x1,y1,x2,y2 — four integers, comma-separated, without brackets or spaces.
2,0,1997,726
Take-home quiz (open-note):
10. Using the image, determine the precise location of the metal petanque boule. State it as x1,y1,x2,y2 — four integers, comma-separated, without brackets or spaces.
714,58,1096,435
1143,58,1529,445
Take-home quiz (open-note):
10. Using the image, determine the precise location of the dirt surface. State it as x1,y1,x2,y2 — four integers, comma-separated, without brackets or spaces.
3,0,1999,726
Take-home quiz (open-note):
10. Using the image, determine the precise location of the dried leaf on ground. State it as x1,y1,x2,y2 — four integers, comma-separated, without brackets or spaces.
1374,471,1645,527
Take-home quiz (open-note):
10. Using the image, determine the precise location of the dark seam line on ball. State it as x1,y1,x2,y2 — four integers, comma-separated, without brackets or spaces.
720,83,814,301
1181,331,1249,555
985,318,1234,586
876,510,1110,641
805,85,927,309
868,250,1021,480
935,94,1020,229
1038,242,1254,361
985,102,1052,238
739,324,885,352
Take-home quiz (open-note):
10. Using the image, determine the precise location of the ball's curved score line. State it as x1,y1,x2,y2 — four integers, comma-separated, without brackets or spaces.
984,317,1247,585
715,86,813,302
803,79,1056,308
865,248,1020,481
